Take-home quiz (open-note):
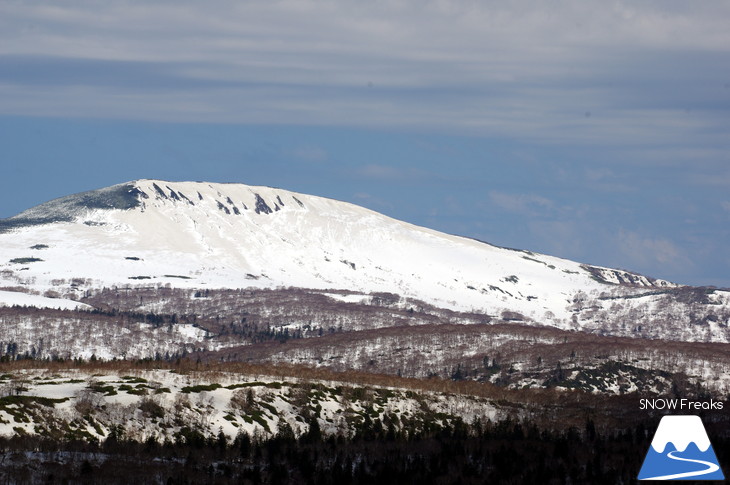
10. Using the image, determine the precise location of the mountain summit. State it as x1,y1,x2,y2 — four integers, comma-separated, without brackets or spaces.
2,180,728,342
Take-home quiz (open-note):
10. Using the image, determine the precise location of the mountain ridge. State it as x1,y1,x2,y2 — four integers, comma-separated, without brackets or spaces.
3,179,729,345
0,178,674,286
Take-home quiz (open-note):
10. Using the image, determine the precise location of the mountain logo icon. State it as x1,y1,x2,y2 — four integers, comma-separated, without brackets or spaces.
638,415,725,480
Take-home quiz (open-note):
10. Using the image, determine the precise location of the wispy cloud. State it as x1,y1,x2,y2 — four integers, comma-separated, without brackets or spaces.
528,220,586,257
584,168,614,182
288,145,328,164
616,229,692,272
356,164,432,182
489,191,555,217
691,169,730,188
358,164,403,180
0,0,728,152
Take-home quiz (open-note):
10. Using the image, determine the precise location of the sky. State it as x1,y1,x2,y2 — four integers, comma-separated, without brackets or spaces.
0,0,729,287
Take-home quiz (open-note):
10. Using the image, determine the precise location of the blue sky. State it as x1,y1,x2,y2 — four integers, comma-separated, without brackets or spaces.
1,1,729,287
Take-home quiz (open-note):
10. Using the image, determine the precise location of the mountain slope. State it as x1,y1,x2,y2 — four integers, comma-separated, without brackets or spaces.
1,179,723,340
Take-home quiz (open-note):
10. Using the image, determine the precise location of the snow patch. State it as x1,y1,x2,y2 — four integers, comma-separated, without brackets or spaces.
0,290,91,310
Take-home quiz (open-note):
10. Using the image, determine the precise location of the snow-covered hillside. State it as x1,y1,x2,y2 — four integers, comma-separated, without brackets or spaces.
0,180,682,332
0,368,502,443
0,289,91,311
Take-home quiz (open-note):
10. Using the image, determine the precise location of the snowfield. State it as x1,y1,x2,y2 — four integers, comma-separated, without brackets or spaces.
0,179,682,333
0,289,91,311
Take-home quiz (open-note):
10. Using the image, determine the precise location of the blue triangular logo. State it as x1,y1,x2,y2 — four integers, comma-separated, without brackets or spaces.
639,415,725,480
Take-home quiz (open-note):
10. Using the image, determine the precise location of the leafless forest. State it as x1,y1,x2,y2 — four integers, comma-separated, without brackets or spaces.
2,286,730,483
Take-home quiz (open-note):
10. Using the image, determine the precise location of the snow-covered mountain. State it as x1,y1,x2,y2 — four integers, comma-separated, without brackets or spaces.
650,415,712,453
0,180,676,323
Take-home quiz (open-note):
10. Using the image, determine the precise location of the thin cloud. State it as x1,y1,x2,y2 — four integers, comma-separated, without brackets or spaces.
528,220,586,258
489,191,555,217
617,229,692,272
0,0,728,152
0,55,230,90
288,145,328,164
691,170,730,188
356,164,432,182
358,164,403,180
585,168,614,182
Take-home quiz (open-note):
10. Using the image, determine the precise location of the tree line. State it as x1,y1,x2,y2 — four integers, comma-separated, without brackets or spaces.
7,414,726,484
